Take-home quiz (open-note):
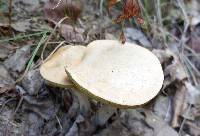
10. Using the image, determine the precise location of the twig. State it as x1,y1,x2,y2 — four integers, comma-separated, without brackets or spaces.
155,0,168,48
176,0,190,60
100,0,104,15
185,57,200,77
56,115,63,130
164,97,172,123
0,98,16,113
179,104,192,135
52,0,63,9
184,45,200,58
43,41,66,63
8,0,12,30
41,16,69,61
184,57,198,86
176,0,193,133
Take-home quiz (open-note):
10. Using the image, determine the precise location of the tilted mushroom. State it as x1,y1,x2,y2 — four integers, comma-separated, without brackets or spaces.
40,40,164,108
65,40,164,108
40,45,86,88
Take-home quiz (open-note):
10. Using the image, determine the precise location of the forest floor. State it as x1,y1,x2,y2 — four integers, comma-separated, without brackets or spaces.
0,0,200,136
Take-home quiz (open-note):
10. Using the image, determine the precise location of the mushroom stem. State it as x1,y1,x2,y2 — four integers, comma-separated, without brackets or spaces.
71,88,91,116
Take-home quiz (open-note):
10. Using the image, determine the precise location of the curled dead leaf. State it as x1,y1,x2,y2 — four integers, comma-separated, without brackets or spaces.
43,0,82,23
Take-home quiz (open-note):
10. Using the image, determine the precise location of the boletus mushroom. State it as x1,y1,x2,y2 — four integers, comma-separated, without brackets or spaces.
40,45,86,88
40,40,164,108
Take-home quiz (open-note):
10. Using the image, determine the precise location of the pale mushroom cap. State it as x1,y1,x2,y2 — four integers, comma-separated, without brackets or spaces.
40,45,86,88
65,40,164,107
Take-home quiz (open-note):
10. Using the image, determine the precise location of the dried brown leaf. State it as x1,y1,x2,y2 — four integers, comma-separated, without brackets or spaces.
43,0,82,23
107,0,119,13
171,83,187,128
144,110,179,136
59,24,84,43
113,0,144,25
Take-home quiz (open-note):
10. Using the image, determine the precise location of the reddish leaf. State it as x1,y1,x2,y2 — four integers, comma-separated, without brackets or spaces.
107,0,118,13
114,0,144,25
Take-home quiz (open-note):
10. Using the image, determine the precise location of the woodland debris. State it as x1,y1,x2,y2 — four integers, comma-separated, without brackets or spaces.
144,110,179,136
22,69,43,95
4,45,31,76
43,0,83,23
59,24,84,43
124,27,152,49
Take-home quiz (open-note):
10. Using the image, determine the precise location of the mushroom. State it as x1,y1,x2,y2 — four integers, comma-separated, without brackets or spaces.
65,40,164,108
40,40,164,108
40,45,86,88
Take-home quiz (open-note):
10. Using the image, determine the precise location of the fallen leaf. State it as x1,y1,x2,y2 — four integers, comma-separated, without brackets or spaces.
23,113,44,136
11,20,31,32
188,25,200,53
113,0,144,25
185,82,200,105
145,110,179,136
65,115,84,136
124,27,152,48
185,121,200,136
4,45,31,77
105,33,117,40
171,83,187,128
14,0,40,12
152,49,190,128
72,90,91,116
22,69,43,96
153,49,188,88
94,105,116,126
93,120,130,136
0,43,12,60
154,95,172,123
59,24,84,43
120,109,154,136
43,0,82,23
23,95,59,120
0,64,15,92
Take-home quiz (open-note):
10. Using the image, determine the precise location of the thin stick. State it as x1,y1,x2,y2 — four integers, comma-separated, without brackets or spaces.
179,104,192,135
155,0,168,48
8,0,12,30
52,0,63,9
184,56,200,79
56,115,63,130
41,16,68,61
43,41,65,63
176,0,189,60
100,0,104,15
